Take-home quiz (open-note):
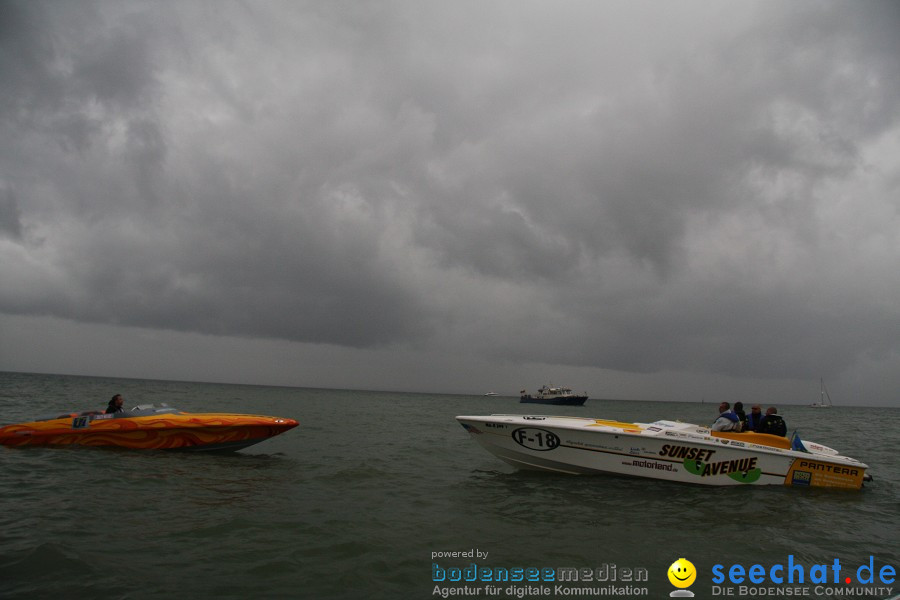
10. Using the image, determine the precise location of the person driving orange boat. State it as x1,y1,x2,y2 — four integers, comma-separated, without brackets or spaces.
105,394,125,414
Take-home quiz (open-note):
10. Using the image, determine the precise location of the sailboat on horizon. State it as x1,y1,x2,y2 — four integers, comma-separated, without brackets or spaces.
809,378,833,408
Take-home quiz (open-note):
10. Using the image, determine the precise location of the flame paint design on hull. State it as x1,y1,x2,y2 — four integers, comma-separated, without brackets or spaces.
0,411,298,451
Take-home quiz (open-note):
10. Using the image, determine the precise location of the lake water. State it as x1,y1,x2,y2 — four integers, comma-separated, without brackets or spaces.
1,372,897,599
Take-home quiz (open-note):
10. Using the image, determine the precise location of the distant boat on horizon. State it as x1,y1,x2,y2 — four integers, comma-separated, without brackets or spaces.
809,379,834,408
483,392,499,397
520,385,588,406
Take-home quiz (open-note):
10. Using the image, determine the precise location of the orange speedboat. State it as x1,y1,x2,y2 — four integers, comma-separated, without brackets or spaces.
0,405,298,452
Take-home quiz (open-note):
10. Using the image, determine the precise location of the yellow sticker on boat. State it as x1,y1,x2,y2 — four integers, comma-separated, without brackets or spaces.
785,458,865,489
588,419,642,431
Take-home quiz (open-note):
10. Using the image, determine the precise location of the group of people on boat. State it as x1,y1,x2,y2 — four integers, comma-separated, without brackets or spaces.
712,401,786,436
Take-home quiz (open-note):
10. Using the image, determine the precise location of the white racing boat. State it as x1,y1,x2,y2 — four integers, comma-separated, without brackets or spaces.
456,414,871,489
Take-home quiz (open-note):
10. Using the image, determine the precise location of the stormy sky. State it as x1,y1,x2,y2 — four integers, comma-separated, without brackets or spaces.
1,1,899,406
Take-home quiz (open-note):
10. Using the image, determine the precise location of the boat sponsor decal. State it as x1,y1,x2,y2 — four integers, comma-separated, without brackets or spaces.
484,422,506,429
746,442,781,452
791,470,813,486
71,416,90,429
660,444,762,483
658,444,716,462
683,458,762,483
665,428,704,436
805,442,829,453
785,458,865,489
565,440,624,453
512,428,560,451
624,458,676,473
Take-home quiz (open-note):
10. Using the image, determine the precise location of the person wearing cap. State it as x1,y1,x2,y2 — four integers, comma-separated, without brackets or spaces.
745,404,765,432
105,394,125,414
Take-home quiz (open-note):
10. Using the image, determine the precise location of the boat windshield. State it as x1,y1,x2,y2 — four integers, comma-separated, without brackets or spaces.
32,403,180,422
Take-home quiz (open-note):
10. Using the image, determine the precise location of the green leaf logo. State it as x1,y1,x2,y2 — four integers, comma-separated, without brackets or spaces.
683,459,703,475
728,468,761,484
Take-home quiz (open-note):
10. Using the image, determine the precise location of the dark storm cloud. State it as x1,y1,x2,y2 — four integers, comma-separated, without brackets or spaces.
1,0,899,394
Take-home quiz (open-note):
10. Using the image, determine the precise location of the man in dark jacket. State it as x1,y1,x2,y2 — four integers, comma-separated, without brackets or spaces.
758,407,787,437
733,402,747,430
745,405,765,432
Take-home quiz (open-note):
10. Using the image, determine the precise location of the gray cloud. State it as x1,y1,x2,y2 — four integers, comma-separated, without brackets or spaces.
1,0,899,402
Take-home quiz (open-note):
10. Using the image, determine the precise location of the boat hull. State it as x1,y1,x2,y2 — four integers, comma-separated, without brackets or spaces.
520,395,587,406
0,411,298,451
456,415,868,489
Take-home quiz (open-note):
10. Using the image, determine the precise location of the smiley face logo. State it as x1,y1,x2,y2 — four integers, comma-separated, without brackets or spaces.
668,558,697,588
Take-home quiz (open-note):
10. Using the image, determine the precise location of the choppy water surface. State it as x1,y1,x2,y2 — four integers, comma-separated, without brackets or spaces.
1,372,897,599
